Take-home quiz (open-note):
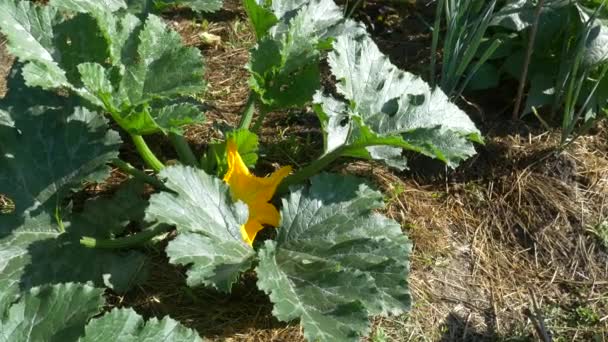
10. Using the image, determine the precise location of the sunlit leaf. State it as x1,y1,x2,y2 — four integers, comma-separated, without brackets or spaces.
314,34,482,169
146,166,255,292
256,173,412,342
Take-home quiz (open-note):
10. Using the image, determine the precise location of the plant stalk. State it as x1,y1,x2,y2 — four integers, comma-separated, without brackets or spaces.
251,106,268,133
80,224,171,249
277,146,347,193
112,159,169,190
169,133,198,166
430,0,445,88
237,94,257,130
131,134,164,172
512,0,545,120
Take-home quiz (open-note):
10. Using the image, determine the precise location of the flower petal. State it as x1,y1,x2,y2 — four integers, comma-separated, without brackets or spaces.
224,140,292,203
249,201,281,227
224,138,292,246
240,220,264,246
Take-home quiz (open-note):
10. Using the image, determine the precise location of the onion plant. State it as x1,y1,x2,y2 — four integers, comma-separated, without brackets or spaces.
430,0,500,98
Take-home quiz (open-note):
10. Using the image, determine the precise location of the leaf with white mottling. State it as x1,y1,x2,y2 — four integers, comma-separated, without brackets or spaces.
80,308,203,342
256,173,412,342
146,166,255,292
248,0,365,109
313,34,482,169
0,0,68,88
118,15,206,106
0,283,104,342
50,0,127,13
0,103,147,312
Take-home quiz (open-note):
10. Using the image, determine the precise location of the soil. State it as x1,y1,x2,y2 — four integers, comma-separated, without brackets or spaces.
1,1,607,341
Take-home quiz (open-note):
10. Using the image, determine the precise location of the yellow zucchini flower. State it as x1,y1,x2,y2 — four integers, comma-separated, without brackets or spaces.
223,140,292,246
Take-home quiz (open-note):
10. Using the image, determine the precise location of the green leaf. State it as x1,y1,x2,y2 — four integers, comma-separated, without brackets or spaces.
0,63,77,111
0,0,68,89
0,283,104,342
0,104,147,311
467,63,500,91
491,0,571,31
146,166,255,292
247,0,365,109
77,14,206,134
50,0,127,13
118,15,205,105
0,223,148,315
583,19,608,66
51,0,127,13
81,308,203,342
202,129,259,176
314,34,482,169
267,0,310,18
0,105,120,237
164,0,223,13
256,173,412,342
523,72,556,115
243,0,278,39
93,11,142,67
70,180,148,237
54,14,111,85
0,3,205,135
151,102,206,134
0,283,201,342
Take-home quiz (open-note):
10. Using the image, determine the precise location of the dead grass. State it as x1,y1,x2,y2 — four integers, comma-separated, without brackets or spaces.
343,129,608,341
0,37,14,97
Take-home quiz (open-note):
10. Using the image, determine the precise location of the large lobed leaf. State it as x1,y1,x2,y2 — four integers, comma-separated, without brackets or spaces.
146,166,255,292
78,14,206,134
256,173,412,342
80,308,204,342
314,34,482,169
247,0,365,110
0,0,68,88
0,283,203,342
0,104,120,237
0,96,147,312
0,0,206,135
0,283,104,342
50,0,127,13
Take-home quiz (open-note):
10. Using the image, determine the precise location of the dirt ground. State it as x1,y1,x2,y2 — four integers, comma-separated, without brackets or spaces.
1,1,607,341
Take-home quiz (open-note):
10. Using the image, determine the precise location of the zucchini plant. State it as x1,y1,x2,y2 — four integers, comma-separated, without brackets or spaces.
0,0,481,341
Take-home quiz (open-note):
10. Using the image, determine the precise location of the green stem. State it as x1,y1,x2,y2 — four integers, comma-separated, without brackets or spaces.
131,134,164,172
237,93,257,129
277,146,347,194
251,106,268,133
112,159,169,191
512,0,545,120
142,0,154,17
430,0,445,88
80,224,171,249
169,133,198,166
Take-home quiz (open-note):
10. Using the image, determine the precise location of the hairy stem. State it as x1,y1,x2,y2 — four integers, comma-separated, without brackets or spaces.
131,134,164,172
80,224,171,249
251,106,268,133
112,159,169,190
277,146,347,194
237,93,257,129
512,0,545,120
169,133,198,166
